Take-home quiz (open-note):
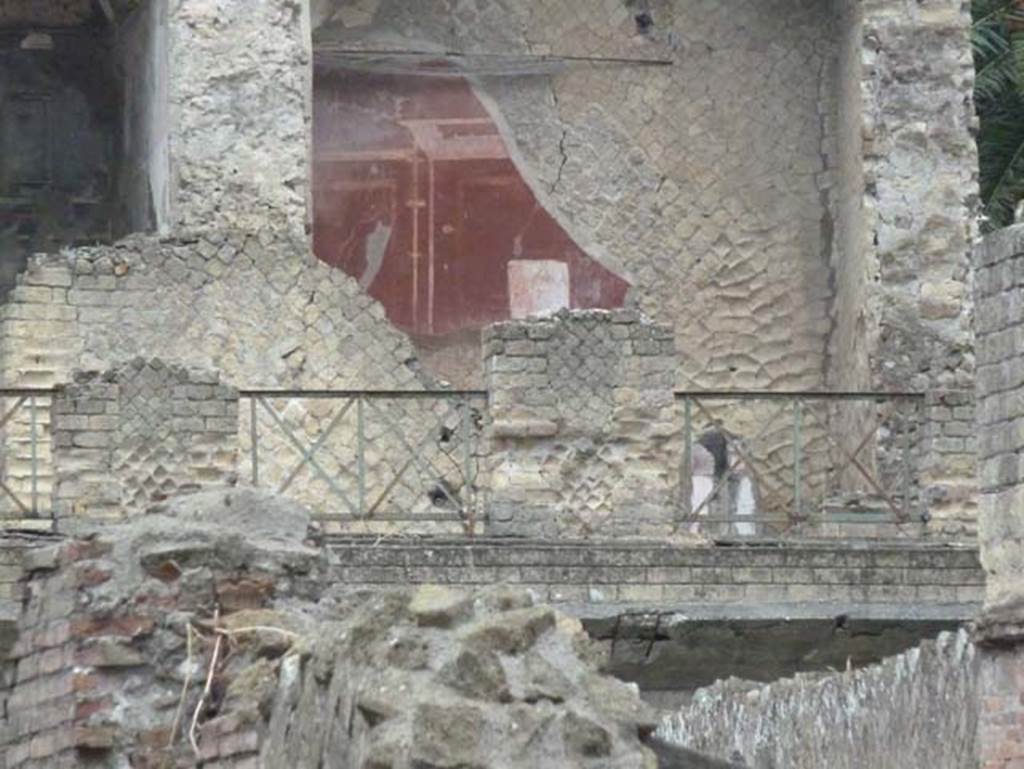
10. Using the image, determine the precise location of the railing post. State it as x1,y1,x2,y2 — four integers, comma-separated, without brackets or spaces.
900,399,912,521
793,398,802,518
460,396,474,535
682,396,692,519
356,395,366,517
249,397,259,486
29,395,37,515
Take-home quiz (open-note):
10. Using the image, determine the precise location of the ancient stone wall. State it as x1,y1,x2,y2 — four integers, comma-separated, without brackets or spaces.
0,233,426,526
313,0,977,399
484,310,678,537
657,630,979,769
0,0,433,529
825,0,979,534
316,0,839,390
50,359,239,522
329,537,984,611
0,234,421,390
166,0,311,236
0,489,669,769
974,225,1024,614
974,224,1024,769
0,0,421,389
829,0,978,397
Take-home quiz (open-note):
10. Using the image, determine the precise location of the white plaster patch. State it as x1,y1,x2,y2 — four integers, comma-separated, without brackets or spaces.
508,260,569,319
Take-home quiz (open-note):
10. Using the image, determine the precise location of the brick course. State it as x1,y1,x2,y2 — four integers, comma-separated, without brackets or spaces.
51,359,239,520
974,225,1024,768
484,310,679,538
328,538,983,613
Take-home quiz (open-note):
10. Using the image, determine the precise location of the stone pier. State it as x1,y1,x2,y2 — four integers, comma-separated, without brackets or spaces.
483,310,679,538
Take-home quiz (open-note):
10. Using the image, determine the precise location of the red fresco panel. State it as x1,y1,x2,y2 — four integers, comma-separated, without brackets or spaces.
312,67,629,337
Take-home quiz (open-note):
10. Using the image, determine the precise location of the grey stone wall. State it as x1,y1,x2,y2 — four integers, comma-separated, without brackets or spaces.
974,226,1024,769
0,233,421,389
329,537,984,612
315,0,977,402
829,0,978,398
826,0,979,533
50,358,239,521
484,310,678,538
317,0,839,391
657,630,979,769
974,225,1024,615
167,0,311,237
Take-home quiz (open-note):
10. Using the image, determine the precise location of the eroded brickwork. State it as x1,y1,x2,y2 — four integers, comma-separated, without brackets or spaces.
978,645,1024,769
974,225,1024,769
51,359,239,521
922,390,978,532
484,310,678,538
975,226,1024,614
0,234,421,390
0,490,672,769
318,0,838,390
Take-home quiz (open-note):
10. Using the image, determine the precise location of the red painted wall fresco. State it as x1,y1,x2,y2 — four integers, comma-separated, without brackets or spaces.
312,67,629,338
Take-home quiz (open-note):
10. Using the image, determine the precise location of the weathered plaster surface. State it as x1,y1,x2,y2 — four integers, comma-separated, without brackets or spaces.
167,0,312,236
317,0,839,390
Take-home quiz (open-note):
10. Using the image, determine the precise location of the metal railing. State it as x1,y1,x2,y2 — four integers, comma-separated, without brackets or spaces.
0,383,930,540
674,390,926,537
0,388,55,523
239,389,487,535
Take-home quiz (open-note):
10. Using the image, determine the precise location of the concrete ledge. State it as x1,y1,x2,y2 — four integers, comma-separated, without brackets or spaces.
328,537,984,618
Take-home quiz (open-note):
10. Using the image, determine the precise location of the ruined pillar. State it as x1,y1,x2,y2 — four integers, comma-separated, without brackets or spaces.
51,358,239,523
974,225,1024,768
483,309,679,538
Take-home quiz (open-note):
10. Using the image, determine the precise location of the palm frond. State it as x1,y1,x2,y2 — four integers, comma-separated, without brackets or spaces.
973,0,1024,229
978,93,1024,229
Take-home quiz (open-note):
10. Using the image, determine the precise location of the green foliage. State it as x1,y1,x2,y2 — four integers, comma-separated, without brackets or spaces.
973,0,1024,230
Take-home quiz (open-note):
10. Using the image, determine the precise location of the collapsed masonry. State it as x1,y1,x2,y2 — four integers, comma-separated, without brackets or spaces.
0,487,736,769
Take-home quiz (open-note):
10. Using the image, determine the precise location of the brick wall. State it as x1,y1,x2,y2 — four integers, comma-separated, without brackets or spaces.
978,645,1024,769
922,389,978,533
0,489,328,768
975,225,1024,613
51,358,239,521
484,310,679,538
328,538,983,611
975,224,1024,769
